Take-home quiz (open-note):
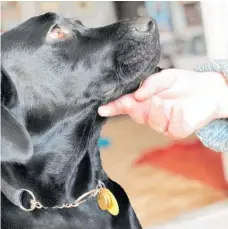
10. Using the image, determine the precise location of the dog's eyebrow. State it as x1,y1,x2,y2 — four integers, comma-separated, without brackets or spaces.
38,12,57,22
74,20,83,25
62,17,84,26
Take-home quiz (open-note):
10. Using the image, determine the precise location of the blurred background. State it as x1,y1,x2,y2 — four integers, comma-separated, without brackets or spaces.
1,1,228,228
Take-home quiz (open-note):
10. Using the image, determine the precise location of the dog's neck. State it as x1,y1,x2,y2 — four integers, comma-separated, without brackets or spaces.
2,102,108,207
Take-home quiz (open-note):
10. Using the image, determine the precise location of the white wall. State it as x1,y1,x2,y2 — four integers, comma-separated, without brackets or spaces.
19,1,117,28
201,1,228,60
169,1,186,33
20,1,116,27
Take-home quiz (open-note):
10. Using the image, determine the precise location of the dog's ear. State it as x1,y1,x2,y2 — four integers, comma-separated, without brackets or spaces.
1,68,18,108
1,69,33,163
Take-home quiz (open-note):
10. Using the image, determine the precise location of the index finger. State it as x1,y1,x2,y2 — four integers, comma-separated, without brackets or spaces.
134,70,177,101
98,94,136,117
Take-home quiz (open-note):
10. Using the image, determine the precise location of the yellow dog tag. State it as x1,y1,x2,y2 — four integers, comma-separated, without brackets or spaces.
97,188,119,216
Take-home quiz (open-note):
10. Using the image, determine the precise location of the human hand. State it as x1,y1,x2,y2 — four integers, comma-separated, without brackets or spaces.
98,69,228,139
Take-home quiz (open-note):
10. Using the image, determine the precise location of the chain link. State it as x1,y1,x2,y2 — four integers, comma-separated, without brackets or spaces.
28,181,105,211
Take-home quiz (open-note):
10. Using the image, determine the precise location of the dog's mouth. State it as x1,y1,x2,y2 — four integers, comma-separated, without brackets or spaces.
109,19,161,100
103,61,159,105
123,64,159,95
113,57,161,99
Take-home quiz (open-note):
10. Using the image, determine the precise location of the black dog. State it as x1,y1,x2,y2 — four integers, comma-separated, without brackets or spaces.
1,13,161,229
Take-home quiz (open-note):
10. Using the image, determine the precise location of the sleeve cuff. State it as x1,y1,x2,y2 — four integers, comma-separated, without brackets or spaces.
194,59,228,80
194,59,228,153
196,119,228,153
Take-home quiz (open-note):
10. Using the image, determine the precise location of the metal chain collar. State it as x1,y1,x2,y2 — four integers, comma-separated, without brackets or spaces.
21,181,106,212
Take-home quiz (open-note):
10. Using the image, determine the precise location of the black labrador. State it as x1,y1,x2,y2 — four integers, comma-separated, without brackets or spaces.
1,13,161,229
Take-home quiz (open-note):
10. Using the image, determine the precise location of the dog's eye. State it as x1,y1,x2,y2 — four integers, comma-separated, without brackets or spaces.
49,25,65,39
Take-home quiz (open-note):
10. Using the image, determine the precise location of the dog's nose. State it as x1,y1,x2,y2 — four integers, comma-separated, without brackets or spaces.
133,17,154,32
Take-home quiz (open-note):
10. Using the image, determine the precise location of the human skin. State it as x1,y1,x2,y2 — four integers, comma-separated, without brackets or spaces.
98,69,228,139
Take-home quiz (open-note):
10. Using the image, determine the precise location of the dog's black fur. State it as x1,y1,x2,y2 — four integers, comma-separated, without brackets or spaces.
1,13,161,229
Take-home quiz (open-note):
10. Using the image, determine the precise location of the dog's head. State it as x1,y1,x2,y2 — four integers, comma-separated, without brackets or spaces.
1,13,161,163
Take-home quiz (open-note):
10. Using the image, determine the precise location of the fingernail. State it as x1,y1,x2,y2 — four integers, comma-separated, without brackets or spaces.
98,106,113,116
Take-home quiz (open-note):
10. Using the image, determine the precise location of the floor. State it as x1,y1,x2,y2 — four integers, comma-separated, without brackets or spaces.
100,116,228,228
148,200,228,229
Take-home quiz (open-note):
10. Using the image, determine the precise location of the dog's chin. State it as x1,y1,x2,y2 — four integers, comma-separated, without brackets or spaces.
120,62,159,96
102,64,158,106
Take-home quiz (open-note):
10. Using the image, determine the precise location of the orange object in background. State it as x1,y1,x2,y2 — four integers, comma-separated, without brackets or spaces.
135,140,228,191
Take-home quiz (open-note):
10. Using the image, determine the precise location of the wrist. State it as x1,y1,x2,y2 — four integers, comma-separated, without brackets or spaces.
213,72,228,119
216,88,228,118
